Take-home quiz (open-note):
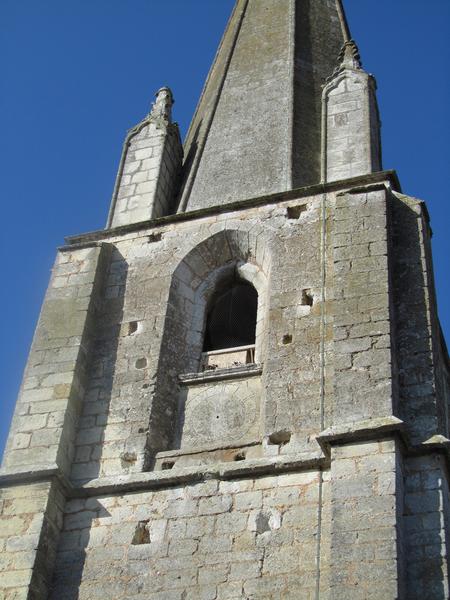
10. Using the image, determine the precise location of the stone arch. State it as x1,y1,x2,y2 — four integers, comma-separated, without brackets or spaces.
144,228,270,468
190,256,269,369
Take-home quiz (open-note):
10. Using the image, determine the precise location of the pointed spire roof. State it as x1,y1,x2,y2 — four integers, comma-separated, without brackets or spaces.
178,0,351,212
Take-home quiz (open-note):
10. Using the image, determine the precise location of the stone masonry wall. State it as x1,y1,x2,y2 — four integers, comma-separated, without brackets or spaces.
61,183,411,479
50,471,323,600
69,192,331,482
1,244,111,477
404,455,450,599
0,481,65,600
2,174,448,597
391,192,448,443
330,187,396,425
328,439,404,599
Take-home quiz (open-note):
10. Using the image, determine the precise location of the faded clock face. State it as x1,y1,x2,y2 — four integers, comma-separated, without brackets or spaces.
181,379,261,450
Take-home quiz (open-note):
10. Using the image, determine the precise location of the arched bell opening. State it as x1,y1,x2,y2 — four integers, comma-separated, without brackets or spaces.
203,279,257,352
199,266,262,372
144,230,270,470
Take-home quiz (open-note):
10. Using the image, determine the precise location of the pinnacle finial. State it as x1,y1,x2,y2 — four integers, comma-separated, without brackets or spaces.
338,40,362,70
150,87,174,122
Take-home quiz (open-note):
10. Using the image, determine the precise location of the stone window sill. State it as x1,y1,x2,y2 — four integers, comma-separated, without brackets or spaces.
179,363,262,385
201,344,256,371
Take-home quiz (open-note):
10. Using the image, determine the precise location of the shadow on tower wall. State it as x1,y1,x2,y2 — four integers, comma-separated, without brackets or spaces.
292,0,343,188
48,499,112,600
392,194,450,597
69,247,127,483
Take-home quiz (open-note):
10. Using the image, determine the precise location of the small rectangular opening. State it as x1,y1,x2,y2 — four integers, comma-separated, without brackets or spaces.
148,232,162,243
234,451,246,462
287,205,307,219
132,521,150,545
301,289,314,306
161,460,175,470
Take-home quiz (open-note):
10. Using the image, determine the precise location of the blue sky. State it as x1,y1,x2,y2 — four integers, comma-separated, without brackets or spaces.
0,0,449,460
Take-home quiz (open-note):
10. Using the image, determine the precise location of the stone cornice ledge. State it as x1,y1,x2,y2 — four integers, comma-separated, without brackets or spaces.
0,453,327,496
2,428,450,496
317,416,406,454
0,464,72,495
421,434,450,451
317,417,450,463
63,170,400,247
74,451,327,497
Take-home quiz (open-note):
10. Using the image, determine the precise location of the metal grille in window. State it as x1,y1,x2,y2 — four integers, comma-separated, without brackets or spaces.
203,281,257,352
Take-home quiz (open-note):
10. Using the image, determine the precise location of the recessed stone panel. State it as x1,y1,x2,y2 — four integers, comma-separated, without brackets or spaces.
179,376,261,451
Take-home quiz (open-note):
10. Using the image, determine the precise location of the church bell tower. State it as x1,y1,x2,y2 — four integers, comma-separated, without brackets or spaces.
1,1,449,598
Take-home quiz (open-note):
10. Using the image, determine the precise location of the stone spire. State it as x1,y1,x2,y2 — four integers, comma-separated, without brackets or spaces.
178,0,350,212
107,87,182,228
322,37,382,182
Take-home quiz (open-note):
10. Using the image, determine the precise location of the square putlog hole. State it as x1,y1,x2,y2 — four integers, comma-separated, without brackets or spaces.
148,232,162,243
132,521,150,545
128,321,139,335
301,289,314,307
161,460,175,470
286,204,307,219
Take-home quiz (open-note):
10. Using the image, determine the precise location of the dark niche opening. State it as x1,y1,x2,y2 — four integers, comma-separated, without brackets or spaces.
132,521,150,545
161,460,175,470
286,204,307,219
268,430,292,446
301,289,314,307
128,321,139,335
282,334,293,345
203,280,258,352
